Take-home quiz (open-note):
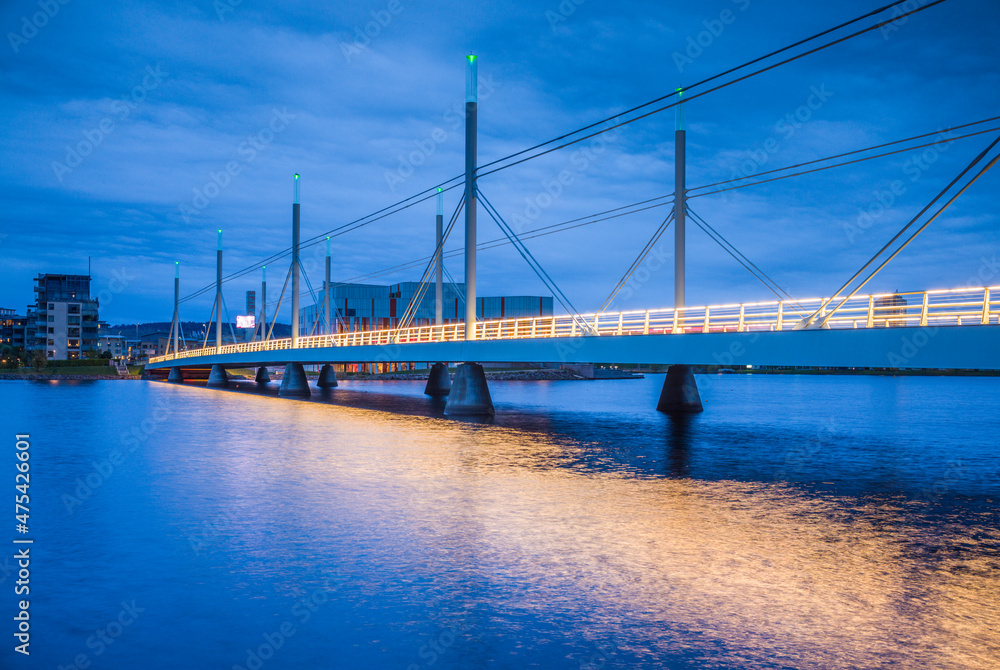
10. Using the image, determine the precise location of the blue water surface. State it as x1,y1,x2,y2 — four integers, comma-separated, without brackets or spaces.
1,374,998,669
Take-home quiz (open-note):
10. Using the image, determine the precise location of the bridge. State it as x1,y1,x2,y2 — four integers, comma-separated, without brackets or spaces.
147,285,1000,414
148,34,1000,416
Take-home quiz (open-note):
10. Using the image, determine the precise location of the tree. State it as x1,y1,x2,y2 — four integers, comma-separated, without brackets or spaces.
0,345,15,370
30,350,47,372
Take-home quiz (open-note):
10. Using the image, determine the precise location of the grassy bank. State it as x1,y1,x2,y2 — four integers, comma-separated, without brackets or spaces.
2,366,118,376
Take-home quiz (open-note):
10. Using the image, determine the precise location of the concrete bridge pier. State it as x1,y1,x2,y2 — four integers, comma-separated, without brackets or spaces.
255,366,271,384
656,364,703,413
207,364,229,388
424,362,451,396
444,363,494,416
317,364,338,388
167,367,184,383
279,362,311,397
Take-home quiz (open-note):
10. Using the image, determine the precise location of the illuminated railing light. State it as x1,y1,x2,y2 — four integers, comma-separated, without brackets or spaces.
147,286,997,365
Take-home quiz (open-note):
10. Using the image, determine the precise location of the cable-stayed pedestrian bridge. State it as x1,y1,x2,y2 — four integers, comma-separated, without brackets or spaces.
147,285,1000,377
149,34,1000,416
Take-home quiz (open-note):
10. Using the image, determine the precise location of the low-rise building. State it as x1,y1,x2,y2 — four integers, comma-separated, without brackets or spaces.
0,309,28,349
97,335,127,360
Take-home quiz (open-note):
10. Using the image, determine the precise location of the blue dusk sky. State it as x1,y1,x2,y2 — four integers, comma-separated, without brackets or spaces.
1,0,998,324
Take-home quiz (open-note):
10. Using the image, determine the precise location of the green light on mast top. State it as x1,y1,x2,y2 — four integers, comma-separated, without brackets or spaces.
293,173,300,204
466,54,478,103
675,87,685,132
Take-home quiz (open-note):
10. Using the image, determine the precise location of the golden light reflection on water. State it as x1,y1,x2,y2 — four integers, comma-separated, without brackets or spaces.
188,386,1000,669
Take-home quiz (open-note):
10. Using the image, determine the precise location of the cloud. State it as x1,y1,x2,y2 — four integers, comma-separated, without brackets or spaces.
1,0,998,323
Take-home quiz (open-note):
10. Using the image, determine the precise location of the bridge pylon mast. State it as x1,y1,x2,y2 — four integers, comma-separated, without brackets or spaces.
216,229,223,353
464,54,477,340
658,89,703,414
325,236,331,335
436,187,444,327
674,87,686,313
171,261,180,356
291,173,300,348
259,266,267,342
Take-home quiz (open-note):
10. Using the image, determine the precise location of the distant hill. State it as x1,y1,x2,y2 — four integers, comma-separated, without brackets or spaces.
104,321,292,339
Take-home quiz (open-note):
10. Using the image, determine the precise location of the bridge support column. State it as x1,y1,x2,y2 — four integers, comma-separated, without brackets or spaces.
424,362,451,396
279,362,311,398
207,364,229,388
656,364,703,414
317,364,338,388
444,363,494,416
255,366,270,384
167,367,184,383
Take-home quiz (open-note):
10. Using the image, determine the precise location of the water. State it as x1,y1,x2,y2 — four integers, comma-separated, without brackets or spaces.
1,374,998,669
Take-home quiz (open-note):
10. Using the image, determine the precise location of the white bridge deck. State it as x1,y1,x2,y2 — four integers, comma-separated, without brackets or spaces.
147,287,1000,371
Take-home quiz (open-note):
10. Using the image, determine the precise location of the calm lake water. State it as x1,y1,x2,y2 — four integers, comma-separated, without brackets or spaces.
1,374,998,669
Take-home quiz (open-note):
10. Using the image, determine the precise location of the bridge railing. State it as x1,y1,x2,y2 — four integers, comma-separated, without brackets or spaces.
150,286,998,364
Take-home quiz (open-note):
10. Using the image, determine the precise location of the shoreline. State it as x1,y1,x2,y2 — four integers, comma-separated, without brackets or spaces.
0,373,142,381
3,368,997,382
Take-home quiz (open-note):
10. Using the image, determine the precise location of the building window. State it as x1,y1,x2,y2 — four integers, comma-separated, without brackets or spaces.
47,316,54,322
48,303,53,310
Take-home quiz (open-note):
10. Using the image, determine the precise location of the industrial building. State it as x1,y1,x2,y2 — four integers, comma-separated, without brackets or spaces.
297,281,553,334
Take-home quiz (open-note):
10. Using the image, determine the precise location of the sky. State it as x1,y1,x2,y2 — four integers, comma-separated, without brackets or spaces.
1,0,998,324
